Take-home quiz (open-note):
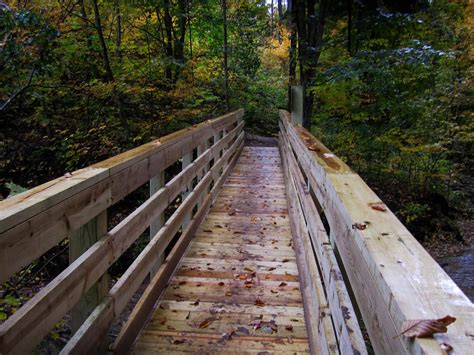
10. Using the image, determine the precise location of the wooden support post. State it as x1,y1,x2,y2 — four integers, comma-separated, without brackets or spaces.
196,143,206,208
149,173,165,277
181,152,192,228
69,211,108,334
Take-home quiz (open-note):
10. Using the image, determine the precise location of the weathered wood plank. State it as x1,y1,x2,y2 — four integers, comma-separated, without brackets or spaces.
129,146,310,354
280,109,474,355
69,211,108,334
0,114,244,283
280,124,367,354
0,130,245,355
281,134,337,355
111,140,245,354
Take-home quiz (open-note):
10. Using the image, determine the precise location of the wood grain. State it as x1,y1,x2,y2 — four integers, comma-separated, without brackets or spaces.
132,147,311,354
280,109,474,355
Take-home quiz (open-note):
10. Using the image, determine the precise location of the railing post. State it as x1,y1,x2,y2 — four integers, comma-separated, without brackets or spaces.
182,152,192,228
69,211,108,333
150,172,165,277
196,142,206,208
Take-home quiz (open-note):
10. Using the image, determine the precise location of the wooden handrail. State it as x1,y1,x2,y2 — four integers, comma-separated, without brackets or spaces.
0,109,243,282
0,110,245,354
279,110,473,354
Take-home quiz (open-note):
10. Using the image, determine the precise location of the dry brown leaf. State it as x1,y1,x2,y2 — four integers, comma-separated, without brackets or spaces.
398,315,456,338
285,325,294,332
279,282,287,287
199,317,216,329
352,223,367,230
282,258,290,263
218,282,225,286
255,299,265,307
369,202,387,212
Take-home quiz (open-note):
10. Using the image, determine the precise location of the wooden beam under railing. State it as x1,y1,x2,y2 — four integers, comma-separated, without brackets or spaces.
0,110,245,354
279,109,473,355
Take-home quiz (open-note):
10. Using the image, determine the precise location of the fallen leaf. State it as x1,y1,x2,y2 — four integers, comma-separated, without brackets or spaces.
369,202,387,212
267,267,276,271
255,299,265,307
285,325,294,331
244,267,255,272
279,282,287,287
308,144,320,152
178,281,187,285
191,301,199,306
203,229,213,233
199,318,215,329
270,290,278,294
352,223,367,230
282,259,290,263
218,282,225,286
398,315,456,338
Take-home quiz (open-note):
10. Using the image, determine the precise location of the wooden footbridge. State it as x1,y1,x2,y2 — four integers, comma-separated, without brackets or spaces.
0,110,472,354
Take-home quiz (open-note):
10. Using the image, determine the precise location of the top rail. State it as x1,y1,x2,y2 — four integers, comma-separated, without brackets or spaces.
0,109,245,354
0,109,243,282
279,110,473,355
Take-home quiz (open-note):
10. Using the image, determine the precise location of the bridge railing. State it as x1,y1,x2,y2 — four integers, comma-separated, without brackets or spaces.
0,109,245,354
279,109,473,355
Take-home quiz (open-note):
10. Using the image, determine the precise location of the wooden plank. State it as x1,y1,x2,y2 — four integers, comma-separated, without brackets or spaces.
280,135,337,355
0,109,243,233
110,139,245,354
280,126,367,354
0,132,244,355
150,172,165,277
129,146,310,354
279,110,474,355
62,133,246,354
0,116,244,283
69,211,108,334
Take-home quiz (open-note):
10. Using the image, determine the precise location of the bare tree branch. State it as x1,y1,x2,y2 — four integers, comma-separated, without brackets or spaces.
0,67,36,112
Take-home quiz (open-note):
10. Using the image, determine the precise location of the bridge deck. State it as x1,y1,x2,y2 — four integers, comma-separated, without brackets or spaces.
134,146,310,353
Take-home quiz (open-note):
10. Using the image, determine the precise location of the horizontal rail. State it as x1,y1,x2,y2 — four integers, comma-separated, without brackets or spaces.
62,132,245,354
279,110,473,354
0,109,243,282
280,124,366,355
0,110,245,354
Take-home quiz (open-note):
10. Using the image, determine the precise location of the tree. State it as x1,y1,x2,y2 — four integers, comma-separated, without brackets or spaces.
91,0,114,82
221,0,229,111
294,0,329,129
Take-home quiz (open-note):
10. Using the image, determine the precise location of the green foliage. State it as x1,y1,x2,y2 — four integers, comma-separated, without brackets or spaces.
311,0,472,238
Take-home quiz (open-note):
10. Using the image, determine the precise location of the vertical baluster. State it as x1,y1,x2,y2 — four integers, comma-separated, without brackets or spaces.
69,211,108,333
182,151,192,228
150,172,165,277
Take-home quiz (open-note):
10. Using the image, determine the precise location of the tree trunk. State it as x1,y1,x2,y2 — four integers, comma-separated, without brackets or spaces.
173,0,187,82
295,0,329,129
163,0,174,84
91,0,114,82
221,0,230,112
287,0,297,111
271,0,274,37
347,0,352,55
115,0,122,61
